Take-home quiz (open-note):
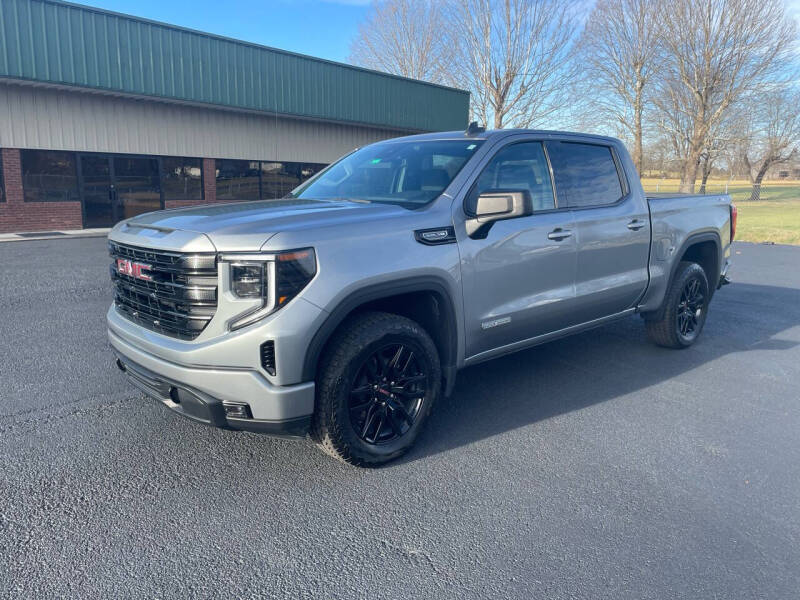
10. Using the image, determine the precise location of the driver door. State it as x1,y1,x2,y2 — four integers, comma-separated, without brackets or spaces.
456,140,577,359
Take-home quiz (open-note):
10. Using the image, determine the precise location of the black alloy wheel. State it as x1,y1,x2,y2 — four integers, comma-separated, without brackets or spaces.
312,311,441,466
644,261,710,349
676,277,705,340
348,343,426,445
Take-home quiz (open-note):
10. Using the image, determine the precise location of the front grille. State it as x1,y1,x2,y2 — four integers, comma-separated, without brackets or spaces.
109,241,218,340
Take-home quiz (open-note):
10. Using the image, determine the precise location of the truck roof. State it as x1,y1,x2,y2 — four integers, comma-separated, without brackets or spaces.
385,129,621,145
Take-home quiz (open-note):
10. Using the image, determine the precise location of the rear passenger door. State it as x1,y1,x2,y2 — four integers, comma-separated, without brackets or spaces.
545,141,650,323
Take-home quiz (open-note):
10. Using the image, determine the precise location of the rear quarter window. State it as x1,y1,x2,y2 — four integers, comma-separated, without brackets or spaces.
546,142,624,208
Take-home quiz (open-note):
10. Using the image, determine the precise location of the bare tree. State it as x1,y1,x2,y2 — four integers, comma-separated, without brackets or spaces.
348,0,449,83
658,83,742,192
642,136,677,177
697,142,719,193
656,0,797,193
738,89,800,200
448,0,578,129
655,78,694,172
576,0,661,174
696,106,746,192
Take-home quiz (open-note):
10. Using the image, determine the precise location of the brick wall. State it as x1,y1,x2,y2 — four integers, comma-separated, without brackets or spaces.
0,148,83,234
203,158,216,202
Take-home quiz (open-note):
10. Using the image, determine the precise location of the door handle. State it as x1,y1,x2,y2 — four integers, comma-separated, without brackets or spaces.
627,219,646,231
547,228,572,241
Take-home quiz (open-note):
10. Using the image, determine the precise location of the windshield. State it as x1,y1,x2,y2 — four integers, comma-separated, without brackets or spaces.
290,139,484,207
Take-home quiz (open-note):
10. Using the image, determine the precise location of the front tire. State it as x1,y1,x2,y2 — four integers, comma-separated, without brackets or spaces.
645,261,710,349
311,312,441,467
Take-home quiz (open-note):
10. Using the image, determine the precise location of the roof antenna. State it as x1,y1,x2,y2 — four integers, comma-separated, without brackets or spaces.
465,121,486,136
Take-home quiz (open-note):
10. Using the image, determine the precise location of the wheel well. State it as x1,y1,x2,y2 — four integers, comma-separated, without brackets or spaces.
333,291,454,370
304,286,459,393
680,240,718,285
643,236,720,322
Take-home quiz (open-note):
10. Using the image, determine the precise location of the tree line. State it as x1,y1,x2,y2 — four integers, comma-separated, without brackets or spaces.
348,0,799,194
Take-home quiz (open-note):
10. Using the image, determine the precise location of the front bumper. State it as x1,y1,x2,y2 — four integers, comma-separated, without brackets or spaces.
109,329,314,437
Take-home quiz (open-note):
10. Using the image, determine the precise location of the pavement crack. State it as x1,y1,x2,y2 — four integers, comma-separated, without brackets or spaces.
0,394,140,434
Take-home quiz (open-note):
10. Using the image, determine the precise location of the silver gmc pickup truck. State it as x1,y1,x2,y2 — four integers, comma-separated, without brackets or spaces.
108,128,735,466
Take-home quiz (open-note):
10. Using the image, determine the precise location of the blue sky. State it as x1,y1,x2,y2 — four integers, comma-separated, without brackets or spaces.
83,0,372,64
80,0,800,66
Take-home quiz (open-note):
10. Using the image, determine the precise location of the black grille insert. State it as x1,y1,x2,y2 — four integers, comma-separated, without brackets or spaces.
109,241,218,340
260,341,276,375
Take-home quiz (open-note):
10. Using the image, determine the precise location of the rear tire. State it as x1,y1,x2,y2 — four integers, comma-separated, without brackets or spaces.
646,261,710,349
311,312,441,467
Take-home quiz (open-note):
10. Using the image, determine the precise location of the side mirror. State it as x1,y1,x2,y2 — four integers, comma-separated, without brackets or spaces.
466,190,533,239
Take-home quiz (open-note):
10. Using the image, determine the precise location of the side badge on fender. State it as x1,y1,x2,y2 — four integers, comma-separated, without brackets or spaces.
481,316,512,330
414,226,457,246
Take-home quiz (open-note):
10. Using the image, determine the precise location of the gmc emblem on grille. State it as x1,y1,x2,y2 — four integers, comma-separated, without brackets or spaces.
117,258,153,281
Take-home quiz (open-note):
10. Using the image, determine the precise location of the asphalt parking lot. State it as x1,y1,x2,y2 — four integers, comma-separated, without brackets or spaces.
1,237,799,599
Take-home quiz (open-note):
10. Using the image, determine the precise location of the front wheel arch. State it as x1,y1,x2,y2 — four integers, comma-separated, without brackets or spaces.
302,277,459,394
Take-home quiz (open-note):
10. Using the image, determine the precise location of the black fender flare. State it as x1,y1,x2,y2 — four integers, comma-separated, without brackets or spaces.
302,276,460,394
644,231,721,320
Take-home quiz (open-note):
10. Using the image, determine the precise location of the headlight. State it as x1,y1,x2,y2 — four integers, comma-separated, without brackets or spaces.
223,248,316,330
230,263,265,298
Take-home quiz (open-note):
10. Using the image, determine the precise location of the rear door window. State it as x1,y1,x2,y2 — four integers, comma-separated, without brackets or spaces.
546,142,624,208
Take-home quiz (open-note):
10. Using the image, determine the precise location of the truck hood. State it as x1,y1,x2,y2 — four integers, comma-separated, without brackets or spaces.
118,198,413,250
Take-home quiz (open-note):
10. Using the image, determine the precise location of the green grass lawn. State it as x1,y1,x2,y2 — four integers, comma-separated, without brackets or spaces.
642,180,800,245
735,200,800,245
726,185,800,203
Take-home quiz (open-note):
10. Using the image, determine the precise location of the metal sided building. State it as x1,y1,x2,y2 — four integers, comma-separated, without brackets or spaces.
0,0,470,233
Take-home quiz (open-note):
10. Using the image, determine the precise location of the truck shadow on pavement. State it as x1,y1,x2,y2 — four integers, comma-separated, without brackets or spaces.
400,282,800,465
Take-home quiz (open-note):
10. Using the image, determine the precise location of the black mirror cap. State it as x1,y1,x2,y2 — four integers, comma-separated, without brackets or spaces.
467,190,533,239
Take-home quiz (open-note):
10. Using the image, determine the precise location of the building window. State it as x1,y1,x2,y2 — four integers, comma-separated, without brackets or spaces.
113,156,162,219
162,157,203,200
22,150,80,202
216,159,326,201
0,153,4,203
259,162,304,199
259,162,288,199
259,161,326,199
215,159,260,200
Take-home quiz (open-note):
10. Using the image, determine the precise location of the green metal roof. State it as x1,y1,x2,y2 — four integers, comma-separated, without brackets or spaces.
0,0,470,132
